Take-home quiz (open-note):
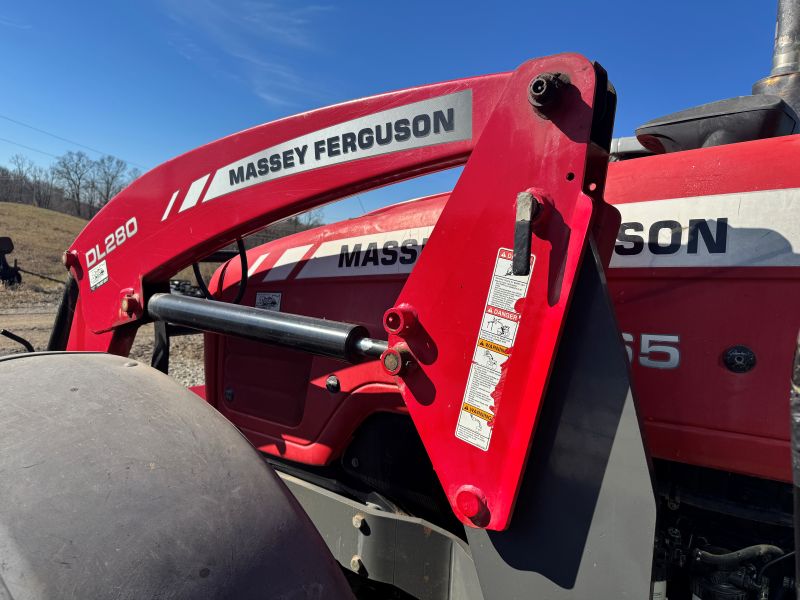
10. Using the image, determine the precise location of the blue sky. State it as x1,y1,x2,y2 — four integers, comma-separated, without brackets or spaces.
0,1,778,222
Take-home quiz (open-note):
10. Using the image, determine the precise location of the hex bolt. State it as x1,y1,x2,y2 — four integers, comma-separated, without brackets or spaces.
224,388,235,403
352,514,365,530
325,374,341,394
528,72,567,114
350,555,363,573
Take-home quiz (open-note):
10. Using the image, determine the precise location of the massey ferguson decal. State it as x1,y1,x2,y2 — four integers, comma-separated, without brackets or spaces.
161,91,472,221
295,227,434,278
611,188,800,267
248,188,800,283
616,219,727,257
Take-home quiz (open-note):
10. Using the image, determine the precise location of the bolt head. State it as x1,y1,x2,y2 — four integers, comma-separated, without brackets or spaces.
456,489,482,519
383,304,417,336
325,374,340,393
380,345,411,376
382,351,400,373
62,250,78,270
455,485,490,527
723,345,756,373
349,555,362,572
528,72,567,112
352,514,365,530
224,388,235,402
120,294,140,315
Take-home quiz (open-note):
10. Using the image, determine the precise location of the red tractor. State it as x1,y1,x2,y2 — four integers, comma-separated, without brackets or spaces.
3,2,800,599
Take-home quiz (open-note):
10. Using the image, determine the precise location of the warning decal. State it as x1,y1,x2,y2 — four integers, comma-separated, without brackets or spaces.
477,338,509,356
455,248,534,451
88,259,109,291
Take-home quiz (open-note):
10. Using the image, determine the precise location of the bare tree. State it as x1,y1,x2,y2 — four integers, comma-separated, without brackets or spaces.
0,166,13,202
9,154,34,204
89,155,128,215
300,208,324,228
30,165,56,209
53,151,93,217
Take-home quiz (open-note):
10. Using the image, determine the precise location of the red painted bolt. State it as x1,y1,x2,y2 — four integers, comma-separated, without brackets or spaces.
455,486,490,527
383,304,417,336
62,250,79,270
120,294,140,316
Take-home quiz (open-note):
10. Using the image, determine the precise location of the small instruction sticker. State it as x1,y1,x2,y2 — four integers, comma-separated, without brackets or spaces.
88,259,109,291
455,248,534,451
255,292,282,311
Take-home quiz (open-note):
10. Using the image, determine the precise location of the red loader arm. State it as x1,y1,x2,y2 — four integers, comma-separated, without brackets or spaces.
64,54,618,532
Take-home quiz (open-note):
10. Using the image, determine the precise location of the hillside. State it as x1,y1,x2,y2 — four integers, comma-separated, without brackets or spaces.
0,201,325,304
0,202,86,303
0,202,205,378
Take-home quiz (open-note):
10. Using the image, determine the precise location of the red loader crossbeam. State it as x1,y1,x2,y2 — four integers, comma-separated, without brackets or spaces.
64,54,618,531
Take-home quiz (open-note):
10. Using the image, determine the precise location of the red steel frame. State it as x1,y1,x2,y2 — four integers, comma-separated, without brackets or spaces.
65,54,616,531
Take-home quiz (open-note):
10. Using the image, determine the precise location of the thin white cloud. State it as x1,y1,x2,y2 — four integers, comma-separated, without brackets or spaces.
0,15,31,30
255,89,293,106
159,0,332,106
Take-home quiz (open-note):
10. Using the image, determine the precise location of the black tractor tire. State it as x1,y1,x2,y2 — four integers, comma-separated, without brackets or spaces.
0,351,354,599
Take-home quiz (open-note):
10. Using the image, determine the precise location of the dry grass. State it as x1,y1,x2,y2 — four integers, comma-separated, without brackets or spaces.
0,202,85,307
0,202,228,310
0,203,206,382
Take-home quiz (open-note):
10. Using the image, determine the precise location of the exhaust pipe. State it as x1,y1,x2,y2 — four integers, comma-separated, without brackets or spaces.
753,0,800,116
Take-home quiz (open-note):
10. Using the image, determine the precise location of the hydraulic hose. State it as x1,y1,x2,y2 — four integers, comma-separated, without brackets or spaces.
694,545,784,570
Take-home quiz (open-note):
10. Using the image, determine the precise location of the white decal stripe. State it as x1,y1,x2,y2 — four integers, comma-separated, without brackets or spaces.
263,245,313,282
247,252,269,277
611,187,800,268
161,190,179,222
178,174,210,213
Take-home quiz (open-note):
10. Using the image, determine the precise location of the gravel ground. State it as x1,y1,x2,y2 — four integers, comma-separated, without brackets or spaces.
1,284,205,388
128,323,206,388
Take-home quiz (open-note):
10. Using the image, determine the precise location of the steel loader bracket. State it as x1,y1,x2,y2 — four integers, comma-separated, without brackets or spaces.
387,55,618,531
65,54,619,532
